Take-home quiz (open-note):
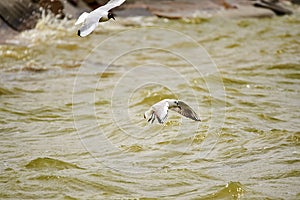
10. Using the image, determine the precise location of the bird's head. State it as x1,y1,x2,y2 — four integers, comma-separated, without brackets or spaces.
108,12,115,20
175,100,179,106
169,99,179,107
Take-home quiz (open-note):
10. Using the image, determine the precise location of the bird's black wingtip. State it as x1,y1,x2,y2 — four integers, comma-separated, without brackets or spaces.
194,118,201,122
77,30,81,37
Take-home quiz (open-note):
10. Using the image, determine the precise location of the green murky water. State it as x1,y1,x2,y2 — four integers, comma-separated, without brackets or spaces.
0,13,299,199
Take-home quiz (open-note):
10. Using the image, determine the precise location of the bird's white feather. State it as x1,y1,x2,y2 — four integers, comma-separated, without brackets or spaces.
100,0,126,11
78,22,98,37
152,100,169,123
75,12,89,25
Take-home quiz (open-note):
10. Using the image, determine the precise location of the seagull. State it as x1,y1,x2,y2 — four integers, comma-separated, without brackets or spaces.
75,0,126,37
144,99,201,124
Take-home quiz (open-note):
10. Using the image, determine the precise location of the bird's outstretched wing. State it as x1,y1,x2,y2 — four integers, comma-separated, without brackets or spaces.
75,12,89,25
152,100,169,124
102,0,126,11
93,0,126,14
170,101,201,121
78,21,98,37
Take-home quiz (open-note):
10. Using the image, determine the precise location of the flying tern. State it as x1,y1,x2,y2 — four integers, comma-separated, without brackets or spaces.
144,99,201,124
75,0,126,37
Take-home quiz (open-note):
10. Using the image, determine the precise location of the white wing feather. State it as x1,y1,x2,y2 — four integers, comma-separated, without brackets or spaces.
75,12,89,25
102,0,126,11
92,0,126,15
78,22,98,37
152,100,169,124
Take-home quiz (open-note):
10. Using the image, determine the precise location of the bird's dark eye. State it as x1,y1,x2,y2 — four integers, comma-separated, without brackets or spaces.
108,12,115,20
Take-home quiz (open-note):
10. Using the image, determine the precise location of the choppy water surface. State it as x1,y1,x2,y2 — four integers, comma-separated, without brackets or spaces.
0,14,299,199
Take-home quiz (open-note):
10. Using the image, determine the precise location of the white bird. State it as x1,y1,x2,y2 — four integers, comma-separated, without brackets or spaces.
75,0,126,37
144,99,201,124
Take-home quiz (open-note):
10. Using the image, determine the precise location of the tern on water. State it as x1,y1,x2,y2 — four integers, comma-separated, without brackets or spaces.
75,0,126,37
144,99,201,124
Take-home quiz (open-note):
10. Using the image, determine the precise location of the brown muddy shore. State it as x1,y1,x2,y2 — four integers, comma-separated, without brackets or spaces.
0,0,299,42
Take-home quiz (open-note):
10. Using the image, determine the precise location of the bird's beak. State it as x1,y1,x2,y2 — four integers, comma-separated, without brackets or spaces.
112,16,115,20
